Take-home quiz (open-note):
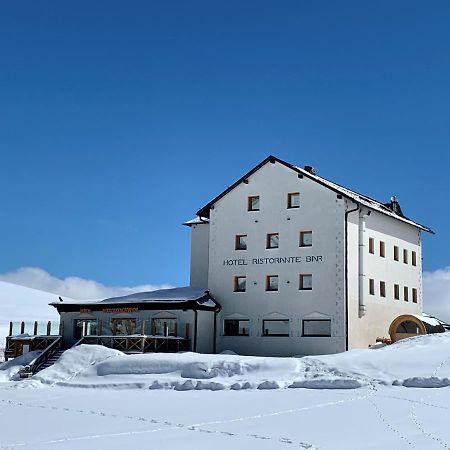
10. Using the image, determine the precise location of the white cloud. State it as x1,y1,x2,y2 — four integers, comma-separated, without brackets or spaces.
0,267,172,300
423,267,450,323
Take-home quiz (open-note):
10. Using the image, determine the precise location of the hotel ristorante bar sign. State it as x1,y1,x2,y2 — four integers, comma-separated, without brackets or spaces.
223,255,323,266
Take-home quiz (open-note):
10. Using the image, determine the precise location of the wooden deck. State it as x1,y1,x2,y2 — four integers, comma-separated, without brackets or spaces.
79,335,191,353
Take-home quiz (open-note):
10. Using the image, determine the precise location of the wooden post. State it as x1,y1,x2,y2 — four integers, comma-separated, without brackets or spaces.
47,321,51,336
20,322,25,334
33,321,38,336
151,320,156,336
8,322,13,336
185,323,190,339
141,320,145,336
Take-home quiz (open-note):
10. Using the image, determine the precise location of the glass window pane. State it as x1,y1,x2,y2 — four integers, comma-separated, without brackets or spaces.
268,234,279,248
224,319,249,336
262,320,289,336
235,276,246,292
301,231,312,246
112,318,136,335
300,274,312,290
303,320,331,336
289,193,300,208
236,235,247,250
153,318,177,336
267,276,278,291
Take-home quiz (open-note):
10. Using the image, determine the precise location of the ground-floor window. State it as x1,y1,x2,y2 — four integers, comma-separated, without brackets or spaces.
262,319,289,336
152,318,177,337
302,319,331,337
74,319,98,340
224,319,249,336
111,318,136,335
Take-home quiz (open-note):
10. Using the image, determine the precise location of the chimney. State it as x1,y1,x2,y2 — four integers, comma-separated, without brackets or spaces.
385,196,404,217
303,165,316,175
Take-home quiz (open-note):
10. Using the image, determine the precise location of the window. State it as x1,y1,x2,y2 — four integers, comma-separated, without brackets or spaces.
369,238,374,254
380,241,385,257
412,251,417,266
152,318,177,337
394,246,399,261
248,196,260,211
235,234,247,250
111,318,136,335
224,319,249,336
403,249,408,264
299,274,312,290
234,276,246,292
302,320,331,337
412,288,418,303
287,192,300,209
266,233,279,249
404,286,409,302
394,284,400,300
74,319,98,340
380,281,386,298
266,275,278,291
300,231,313,247
262,320,289,336
369,279,375,295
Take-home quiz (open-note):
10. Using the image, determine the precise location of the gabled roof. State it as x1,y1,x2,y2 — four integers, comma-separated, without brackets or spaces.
50,287,220,312
196,155,433,233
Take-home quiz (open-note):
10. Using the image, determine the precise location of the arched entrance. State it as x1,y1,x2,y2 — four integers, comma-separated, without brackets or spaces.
389,315,427,343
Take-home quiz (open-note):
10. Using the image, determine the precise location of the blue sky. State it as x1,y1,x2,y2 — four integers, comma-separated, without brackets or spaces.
1,1,449,289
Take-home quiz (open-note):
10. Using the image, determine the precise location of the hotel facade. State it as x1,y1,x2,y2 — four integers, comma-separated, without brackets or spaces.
185,156,432,356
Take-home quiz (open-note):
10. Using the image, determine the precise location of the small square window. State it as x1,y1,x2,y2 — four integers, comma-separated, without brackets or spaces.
394,246,399,261
380,241,385,257
380,281,386,298
394,284,400,300
300,231,313,247
235,235,247,250
412,251,417,266
234,276,246,292
369,238,374,254
248,196,260,211
403,249,408,264
224,319,249,336
299,274,312,290
266,233,279,249
369,279,375,295
287,192,300,209
404,286,409,302
266,275,278,291
412,288,418,303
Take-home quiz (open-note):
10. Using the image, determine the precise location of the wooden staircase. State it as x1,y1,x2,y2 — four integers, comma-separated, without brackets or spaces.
35,349,65,373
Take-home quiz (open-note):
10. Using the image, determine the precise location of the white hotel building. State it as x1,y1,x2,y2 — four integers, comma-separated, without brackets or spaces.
185,155,433,356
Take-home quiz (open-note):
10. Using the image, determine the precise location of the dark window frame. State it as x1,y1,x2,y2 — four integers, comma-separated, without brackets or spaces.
266,233,279,249
302,319,332,337
248,195,260,211
235,234,247,251
369,278,375,295
234,276,247,292
300,231,313,247
287,192,300,209
266,275,279,291
262,319,290,337
299,273,313,290
380,281,386,298
223,319,250,336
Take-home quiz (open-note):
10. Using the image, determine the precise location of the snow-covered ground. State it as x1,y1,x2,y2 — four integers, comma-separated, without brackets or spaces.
1,334,450,449
0,281,63,360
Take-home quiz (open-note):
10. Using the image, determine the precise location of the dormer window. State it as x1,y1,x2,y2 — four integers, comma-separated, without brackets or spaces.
287,192,300,209
248,196,260,211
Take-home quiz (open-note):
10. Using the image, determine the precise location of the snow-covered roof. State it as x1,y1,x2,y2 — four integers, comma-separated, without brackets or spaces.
196,155,433,233
50,287,220,311
183,217,210,227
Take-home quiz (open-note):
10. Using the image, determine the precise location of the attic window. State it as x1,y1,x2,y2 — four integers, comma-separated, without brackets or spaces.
287,192,300,209
248,196,260,211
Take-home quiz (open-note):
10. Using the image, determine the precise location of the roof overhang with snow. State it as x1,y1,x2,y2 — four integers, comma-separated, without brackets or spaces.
195,155,433,234
50,287,221,313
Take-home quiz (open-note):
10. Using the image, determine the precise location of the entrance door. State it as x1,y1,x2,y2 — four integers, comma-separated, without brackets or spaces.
74,319,98,340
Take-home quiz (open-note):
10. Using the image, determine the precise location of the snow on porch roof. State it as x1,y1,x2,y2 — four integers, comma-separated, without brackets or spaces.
50,287,220,310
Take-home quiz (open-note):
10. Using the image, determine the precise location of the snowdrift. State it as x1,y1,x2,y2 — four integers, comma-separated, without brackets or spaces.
2,333,450,391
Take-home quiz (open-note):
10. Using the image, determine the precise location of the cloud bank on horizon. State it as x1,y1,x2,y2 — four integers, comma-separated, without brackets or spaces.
423,267,450,323
0,266,448,323
0,267,172,300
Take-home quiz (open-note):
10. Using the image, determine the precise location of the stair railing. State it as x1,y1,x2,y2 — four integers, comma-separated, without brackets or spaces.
20,336,63,378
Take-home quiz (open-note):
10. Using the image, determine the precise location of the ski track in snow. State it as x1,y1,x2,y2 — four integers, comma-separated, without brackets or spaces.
0,385,380,450
408,351,450,449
